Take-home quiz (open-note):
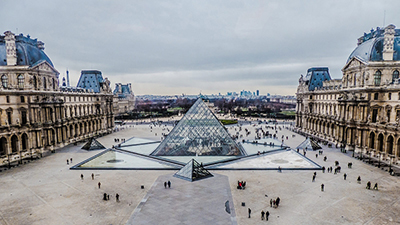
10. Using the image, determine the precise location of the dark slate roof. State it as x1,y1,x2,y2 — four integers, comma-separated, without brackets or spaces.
347,26,400,63
0,33,53,67
304,67,331,91
76,70,104,93
113,83,133,98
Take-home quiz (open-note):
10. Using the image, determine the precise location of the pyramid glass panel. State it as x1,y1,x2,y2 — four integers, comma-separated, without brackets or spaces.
174,159,213,181
151,99,246,156
81,138,106,151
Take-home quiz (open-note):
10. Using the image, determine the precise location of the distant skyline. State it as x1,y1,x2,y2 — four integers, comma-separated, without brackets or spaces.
2,0,400,95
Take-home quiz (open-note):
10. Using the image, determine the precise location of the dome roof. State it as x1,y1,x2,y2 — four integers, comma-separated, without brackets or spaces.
0,33,53,67
347,27,400,63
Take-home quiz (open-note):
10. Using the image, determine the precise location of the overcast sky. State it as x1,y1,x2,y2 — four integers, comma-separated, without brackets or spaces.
2,0,400,96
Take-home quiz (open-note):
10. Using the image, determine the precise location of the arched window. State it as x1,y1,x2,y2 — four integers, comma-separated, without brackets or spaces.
393,70,399,83
17,74,24,89
374,70,381,86
1,75,8,88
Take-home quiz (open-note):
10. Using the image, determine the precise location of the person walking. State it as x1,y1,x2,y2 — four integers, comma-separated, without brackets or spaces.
164,181,167,188
248,208,251,218
67,159,69,165
70,158,73,163
270,199,272,207
116,193,119,202
81,174,84,180
321,184,324,191
266,211,270,221
373,183,378,190
98,182,101,189
276,197,280,207
167,180,171,188
91,173,94,180
343,173,347,180
261,210,265,220
366,181,371,189
312,174,316,182
357,176,361,183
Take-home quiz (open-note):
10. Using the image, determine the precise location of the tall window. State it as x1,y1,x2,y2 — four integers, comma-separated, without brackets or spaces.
20,96,25,103
388,93,392,100
372,109,378,123
374,70,381,86
17,74,24,89
387,109,391,122
374,93,379,100
33,76,37,89
43,77,47,89
21,111,27,124
7,111,12,125
1,75,8,88
393,70,399,83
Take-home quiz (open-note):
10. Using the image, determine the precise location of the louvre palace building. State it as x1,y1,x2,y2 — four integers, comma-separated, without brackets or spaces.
296,24,400,163
0,31,114,167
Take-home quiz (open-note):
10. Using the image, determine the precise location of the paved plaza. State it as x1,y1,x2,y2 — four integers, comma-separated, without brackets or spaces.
0,120,400,224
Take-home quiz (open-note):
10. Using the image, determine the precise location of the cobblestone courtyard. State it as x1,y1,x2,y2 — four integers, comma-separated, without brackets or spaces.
0,121,399,225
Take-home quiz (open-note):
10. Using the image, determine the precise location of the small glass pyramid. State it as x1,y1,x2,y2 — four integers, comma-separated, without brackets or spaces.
151,98,246,156
296,138,322,151
174,159,213,181
81,138,106,151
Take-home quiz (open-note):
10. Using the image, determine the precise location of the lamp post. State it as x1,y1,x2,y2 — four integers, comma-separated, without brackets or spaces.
368,151,371,164
378,152,381,168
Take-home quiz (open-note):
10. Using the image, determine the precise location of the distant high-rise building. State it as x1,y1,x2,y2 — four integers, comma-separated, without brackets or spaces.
256,90,259,96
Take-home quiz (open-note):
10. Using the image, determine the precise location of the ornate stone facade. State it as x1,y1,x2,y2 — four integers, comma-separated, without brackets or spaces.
113,83,135,116
0,31,114,167
296,24,400,163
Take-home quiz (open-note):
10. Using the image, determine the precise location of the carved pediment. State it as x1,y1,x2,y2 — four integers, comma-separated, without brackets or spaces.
342,57,366,71
30,61,59,74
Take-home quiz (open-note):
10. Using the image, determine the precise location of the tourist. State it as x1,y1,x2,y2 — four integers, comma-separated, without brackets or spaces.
92,173,94,180
116,193,119,202
261,210,265,220
322,166,325,173
357,176,361,183
103,193,107,201
266,211,270,221
81,174,84,180
276,197,280,207
343,173,347,180
373,183,378,190
321,184,324,191
70,158,73,163
270,199,272,207
107,194,110,200
324,156,327,161
67,159,69,165
316,154,318,158
248,208,251,218
366,181,371,189
164,182,167,188
168,180,171,188
312,174,316,182
98,182,101,189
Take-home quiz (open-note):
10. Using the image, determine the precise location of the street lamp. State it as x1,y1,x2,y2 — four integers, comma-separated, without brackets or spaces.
378,152,381,168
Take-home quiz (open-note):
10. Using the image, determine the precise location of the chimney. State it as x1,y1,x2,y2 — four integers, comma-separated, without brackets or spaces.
4,31,17,66
383,24,396,61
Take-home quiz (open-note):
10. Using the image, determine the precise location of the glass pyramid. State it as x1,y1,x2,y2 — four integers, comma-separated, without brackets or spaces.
296,138,322,151
151,98,246,156
81,138,106,151
174,159,213,182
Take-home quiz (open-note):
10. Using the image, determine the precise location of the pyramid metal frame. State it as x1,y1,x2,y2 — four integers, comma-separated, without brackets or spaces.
174,159,213,182
81,138,106,151
151,98,246,156
296,138,322,151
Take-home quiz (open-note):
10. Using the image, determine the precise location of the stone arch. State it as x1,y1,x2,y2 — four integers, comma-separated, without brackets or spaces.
0,137,7,155
397,138,400,157
21,133,28,151
387,135,394,155
378,133,384,152
11,135,18,153
369,132,375,149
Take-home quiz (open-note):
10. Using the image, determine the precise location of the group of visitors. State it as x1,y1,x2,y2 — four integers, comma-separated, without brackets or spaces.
237,181,246,190
163,180,171,188
66,158,73,165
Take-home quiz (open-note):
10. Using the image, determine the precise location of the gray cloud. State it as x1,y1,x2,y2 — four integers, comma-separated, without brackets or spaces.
1,0,400,95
